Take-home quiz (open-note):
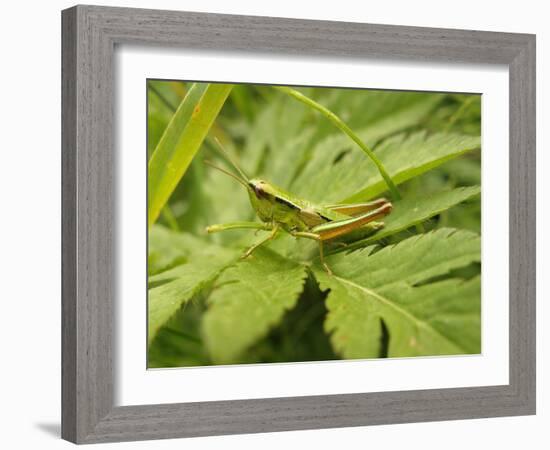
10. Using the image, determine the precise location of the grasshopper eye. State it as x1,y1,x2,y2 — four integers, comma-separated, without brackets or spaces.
254,185,264,198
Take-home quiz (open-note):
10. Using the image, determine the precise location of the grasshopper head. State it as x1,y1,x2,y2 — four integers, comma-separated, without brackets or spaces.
247,178,278,223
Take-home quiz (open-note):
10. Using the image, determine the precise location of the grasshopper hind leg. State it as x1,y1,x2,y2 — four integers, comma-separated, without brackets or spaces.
288,230,334,276
318,241,333,276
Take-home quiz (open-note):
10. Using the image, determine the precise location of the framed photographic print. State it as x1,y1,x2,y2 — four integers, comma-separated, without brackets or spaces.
61,5,536,444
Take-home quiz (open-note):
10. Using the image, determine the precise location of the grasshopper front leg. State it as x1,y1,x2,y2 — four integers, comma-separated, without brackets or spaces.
242,224,279,258
206,221,280,259
206,221,273,233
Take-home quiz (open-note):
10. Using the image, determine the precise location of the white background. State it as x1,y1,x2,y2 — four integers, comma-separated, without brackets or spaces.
0,0,546,449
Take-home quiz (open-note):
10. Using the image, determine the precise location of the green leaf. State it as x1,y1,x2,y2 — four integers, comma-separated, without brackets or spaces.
342,131,481,202
275,86,401,200
202,248,308,364
287,92,445,203
290,131,479,204
148,302,210,368
321,89,444,137
350,93,443,145
148,83,233,227
349,186,481,247
383,277,481,355
148,229,239,346
316,228,481,358
148,224,218,275
241,94,313,184
228,89,442,203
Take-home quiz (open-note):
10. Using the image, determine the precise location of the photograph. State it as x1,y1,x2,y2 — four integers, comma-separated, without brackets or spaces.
147,81,482,368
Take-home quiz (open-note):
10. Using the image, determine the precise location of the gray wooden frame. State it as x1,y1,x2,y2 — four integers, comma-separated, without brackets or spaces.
61,4,536,444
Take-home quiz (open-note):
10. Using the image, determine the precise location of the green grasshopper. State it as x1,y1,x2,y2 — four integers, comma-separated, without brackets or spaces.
205,141,393,275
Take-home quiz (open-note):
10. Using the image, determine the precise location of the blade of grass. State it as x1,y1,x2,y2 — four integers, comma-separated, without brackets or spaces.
273,85,401,200
148,83,234,227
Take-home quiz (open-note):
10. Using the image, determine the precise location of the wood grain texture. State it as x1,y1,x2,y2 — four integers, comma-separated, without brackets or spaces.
62,5,114,442
61,4,536,444
61,7,77,443
508,36,536,409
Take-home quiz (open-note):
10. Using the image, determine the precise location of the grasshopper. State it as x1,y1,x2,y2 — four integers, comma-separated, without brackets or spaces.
205,141,393,275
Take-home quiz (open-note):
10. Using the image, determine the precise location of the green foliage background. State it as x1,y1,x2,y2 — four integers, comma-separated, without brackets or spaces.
147,81,482,367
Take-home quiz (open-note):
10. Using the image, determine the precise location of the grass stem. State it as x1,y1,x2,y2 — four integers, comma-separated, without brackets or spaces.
274,86,401,200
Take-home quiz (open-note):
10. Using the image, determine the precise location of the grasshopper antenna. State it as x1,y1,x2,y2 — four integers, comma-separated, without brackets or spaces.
213,138,249,181
204,159,250,190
